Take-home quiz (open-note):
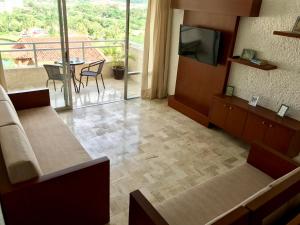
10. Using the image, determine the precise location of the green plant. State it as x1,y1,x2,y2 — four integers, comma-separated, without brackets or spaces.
111,48,125,68
107,47,135,69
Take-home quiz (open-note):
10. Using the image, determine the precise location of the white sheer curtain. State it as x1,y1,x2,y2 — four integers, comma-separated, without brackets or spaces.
141,0,172,99
0,54,7,91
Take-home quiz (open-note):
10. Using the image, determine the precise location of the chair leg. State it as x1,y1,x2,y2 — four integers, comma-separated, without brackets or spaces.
100,73,105,89
86,76,89,87
53,80,56,92
95,76,100,93
61,81,64,92
79,75,83,93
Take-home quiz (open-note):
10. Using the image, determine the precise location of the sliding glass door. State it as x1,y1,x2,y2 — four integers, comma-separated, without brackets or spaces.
0,0,72,109
125,0,147,99
0,0,148,108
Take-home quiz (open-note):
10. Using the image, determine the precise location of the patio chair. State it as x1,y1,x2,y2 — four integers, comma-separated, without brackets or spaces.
79,60,106,93
44,64,64,92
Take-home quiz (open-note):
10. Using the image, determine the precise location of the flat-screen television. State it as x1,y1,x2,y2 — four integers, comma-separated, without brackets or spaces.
179,25,221,66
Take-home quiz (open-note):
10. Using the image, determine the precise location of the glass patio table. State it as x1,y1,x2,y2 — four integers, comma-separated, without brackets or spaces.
56,58,85,93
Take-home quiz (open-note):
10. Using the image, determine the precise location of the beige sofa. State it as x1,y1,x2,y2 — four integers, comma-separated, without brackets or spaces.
129,143,300,225
0,86,110,225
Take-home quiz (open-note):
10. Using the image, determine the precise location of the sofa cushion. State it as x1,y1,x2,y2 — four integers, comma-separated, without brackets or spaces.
0,125,42,184
157,163,274,225
0,101,23,130
0,85,14,109
18,106,91,175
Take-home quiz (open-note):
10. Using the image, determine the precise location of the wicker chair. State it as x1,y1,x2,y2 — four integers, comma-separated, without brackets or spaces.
79,60,106,93
44,64,64,92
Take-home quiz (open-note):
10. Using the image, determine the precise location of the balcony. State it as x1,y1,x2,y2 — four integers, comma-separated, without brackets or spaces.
0,39,142,108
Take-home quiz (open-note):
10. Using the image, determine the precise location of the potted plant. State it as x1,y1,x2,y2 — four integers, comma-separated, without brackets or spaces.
112,52,125,80
109,47,135,80
111,48,126,80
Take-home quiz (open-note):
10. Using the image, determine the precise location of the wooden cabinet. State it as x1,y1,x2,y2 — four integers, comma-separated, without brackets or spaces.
225,105,248,138
210,95,300,157
263,123,294,155
243,113,295,155
210,98,247,138
243,113,268,143
210,99,228,129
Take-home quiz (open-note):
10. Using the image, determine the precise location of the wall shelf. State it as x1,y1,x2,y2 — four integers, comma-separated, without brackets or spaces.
228,57,277,71
273,31,300,39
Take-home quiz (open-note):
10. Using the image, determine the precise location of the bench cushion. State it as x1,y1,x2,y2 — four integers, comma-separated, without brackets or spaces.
157,163,274,225
18,106,91,175
0,125,42,184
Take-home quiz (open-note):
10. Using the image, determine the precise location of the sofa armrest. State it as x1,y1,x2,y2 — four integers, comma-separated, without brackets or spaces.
129,191,250,225
129,190,169,225
1,157,110,225
247,142,299,179
8,89,50,110
245,170,300,225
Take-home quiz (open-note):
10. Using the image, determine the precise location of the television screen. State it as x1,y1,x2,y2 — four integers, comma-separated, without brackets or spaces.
179,25,221,66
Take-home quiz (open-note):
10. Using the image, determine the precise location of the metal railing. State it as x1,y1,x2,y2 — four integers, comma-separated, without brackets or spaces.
0,39,126,68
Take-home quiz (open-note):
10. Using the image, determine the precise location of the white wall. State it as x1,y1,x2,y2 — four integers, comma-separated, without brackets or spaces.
167,9,184,95
228,0,300,120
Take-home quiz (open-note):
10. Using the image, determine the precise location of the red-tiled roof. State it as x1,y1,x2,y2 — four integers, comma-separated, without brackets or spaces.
10,36,105,63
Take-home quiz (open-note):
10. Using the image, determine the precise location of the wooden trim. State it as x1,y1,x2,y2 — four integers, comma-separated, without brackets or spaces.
168,95,210,127
8,89,50,110
0,157,110,225
171,0,262,17
273,31,300,39
287,214,300,225
246,170,300,225
247,142,299,179
228,57,277,71
129,190,169,225
211,207,250,225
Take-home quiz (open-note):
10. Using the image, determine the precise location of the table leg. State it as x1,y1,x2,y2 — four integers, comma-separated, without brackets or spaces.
71,66,79,93
73,68,85,90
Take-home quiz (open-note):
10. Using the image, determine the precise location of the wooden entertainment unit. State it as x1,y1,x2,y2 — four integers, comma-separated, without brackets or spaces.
168,0,300,157
209,95,300,157
168,0,263,126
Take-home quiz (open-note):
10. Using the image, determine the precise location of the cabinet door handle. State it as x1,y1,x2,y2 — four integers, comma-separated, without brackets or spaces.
229,106,233,110
262,121,266,125
269,124,273,128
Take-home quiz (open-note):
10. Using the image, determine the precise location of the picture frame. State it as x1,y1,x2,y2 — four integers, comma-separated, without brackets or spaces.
241,49,256,60
249,96,260,107
292,17,300,33
277,104,289,118
225,86,235,96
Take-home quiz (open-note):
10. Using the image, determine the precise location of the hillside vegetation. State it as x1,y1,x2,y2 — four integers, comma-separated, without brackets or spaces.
0,0,147,43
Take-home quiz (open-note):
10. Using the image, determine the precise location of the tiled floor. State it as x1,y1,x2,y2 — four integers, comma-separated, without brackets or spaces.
50,76,141,108
59,99,249,225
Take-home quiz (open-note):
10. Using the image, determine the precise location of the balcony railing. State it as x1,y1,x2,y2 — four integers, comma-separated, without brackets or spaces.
0,39,126,68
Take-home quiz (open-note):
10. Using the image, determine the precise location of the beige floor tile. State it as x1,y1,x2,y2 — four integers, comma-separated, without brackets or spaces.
59,99,249,225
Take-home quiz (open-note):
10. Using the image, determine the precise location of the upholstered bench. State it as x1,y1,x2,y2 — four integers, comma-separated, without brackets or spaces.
0,86,110,225
129,142,300,225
